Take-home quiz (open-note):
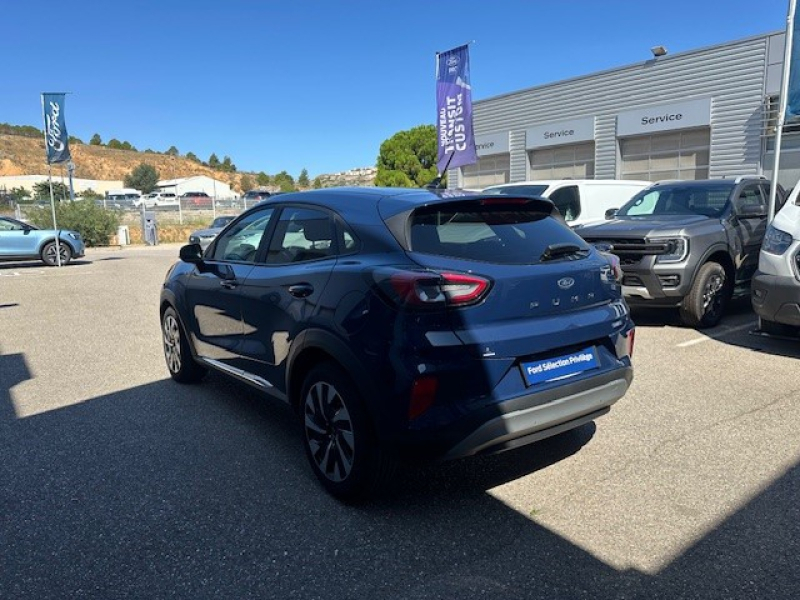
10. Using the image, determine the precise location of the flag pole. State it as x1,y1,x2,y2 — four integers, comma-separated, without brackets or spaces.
770,0,797,223
41,93,62,267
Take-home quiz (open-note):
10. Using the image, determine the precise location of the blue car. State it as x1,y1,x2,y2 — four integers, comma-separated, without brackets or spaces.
0,216,85,266
160,188,634,500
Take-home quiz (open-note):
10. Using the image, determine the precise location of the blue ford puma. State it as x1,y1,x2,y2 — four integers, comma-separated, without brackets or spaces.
0,216,85,266
160,188,635,500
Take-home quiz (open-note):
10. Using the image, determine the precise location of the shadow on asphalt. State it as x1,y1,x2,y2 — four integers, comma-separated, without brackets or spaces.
630,297,755,330
0,259,93,270
1,352,798,599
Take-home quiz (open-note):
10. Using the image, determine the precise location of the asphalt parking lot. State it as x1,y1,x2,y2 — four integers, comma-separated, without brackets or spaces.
2,245,799,599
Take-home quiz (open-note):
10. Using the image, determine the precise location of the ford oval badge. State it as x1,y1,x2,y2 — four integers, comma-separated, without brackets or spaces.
557,277,575,290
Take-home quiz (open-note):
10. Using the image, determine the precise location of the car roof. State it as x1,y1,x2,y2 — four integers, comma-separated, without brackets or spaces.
649,179,737,188
486,179,651,188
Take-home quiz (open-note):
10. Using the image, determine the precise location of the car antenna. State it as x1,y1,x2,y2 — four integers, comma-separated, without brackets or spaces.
423,151,455,190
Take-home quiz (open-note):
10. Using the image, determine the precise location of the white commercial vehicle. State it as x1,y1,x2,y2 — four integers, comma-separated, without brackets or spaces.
104,188,142,209
752,187,800,337
138,191,179,208
482,179,651,227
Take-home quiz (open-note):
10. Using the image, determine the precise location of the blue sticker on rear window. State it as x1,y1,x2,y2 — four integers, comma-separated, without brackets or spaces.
521,347,599,386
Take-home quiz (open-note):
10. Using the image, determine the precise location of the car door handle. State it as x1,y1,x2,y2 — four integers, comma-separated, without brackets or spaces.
288,283,314,298
220,279,239,290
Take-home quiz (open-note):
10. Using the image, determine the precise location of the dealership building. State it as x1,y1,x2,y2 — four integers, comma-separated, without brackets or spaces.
450,31,798,191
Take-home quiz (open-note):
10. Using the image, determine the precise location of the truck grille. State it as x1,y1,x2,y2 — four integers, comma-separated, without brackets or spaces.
583,237,668,261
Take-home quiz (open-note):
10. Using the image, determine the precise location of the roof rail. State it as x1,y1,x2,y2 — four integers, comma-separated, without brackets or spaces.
734,175,767,184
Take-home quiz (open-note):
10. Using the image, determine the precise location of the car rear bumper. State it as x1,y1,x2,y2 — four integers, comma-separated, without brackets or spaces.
440,366,632,460
751,270,800,326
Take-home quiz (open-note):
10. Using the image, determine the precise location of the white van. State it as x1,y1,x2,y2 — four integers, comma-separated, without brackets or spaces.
482,179,651,227
104,188,142,209
751,188,800,337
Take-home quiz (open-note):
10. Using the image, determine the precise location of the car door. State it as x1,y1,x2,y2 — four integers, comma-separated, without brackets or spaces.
236,206,338,390
182,207,276,369
730,182,768,284
0,217,39,258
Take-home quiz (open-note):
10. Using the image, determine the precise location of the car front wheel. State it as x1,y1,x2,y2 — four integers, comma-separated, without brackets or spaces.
41,241,72,266
680,262,729,328
162,307,207,383
300,363,395,501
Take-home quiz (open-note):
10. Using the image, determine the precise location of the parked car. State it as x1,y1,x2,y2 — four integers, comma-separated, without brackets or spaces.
0,215,85,266
160,188,635,499
137,191,179,208
188,215,236,251
178,191,212,208
482,179,651,227
752,187,800,337
242,189,272,203
577,176,785,328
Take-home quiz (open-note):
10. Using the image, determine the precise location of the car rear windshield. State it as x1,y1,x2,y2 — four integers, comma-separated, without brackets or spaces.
409,203,588,264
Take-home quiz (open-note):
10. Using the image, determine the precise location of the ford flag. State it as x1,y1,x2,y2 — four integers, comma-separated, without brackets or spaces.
41,93,71,164
436,45,477,173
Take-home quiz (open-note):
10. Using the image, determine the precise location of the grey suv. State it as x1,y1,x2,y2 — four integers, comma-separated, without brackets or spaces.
578,177,784,328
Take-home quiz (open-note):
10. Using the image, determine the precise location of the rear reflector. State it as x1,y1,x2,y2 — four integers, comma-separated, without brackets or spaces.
408,376,438,420
627,329,635,359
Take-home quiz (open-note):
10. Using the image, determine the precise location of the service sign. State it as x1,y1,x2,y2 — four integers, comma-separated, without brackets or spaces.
475,132,509,157
526,117,595,149
617,98,712,136
436,45,477,172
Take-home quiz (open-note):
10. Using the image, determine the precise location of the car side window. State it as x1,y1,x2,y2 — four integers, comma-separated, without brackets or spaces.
0,218,25,231
548,186,581,221
733,184,765,213
209,208,274,263
266,208,335,264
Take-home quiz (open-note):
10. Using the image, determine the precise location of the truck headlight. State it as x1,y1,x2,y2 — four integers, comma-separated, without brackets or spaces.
762,225,793,255
652,237,689,263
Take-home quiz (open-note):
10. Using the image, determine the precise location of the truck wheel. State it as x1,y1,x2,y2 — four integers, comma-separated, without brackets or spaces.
679,262,729,328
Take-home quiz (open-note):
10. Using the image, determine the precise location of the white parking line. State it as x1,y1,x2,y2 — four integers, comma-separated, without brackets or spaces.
676,322,755,348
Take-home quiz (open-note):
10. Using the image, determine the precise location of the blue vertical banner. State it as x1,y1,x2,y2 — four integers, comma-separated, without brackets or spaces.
787,3,800,120
436,45,477,173
41,93,71,164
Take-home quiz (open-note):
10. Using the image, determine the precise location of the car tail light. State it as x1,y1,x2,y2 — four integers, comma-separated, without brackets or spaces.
408,376,438,420
627,328,635,358
381,270,491,307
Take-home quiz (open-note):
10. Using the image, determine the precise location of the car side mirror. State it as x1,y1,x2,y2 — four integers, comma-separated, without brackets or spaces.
737,204,767,219
605,208,618,220
179,243,204,264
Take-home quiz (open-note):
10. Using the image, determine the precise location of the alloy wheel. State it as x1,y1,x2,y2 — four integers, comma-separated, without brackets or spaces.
163,314,182,373
702,273,724,318
304,381,355,483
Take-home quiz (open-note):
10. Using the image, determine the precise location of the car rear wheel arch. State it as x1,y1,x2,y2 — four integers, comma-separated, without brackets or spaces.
287,330,381,423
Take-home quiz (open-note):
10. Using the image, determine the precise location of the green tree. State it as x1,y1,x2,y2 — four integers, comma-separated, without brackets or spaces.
124,163,160,193
166,146,179,156
8,187,31,202
298,168,310,188
186,152,199,162
221,156,236,172
107,138,123,150
208,153,220,168
272,171,296,192
120,141,137,151
375,124,438,188
68,135,83,145
239,174,254,193
79,187,104,200
26,200,119,247
256,171,270,186
89,133,102,145
312,176,322,189
33,181,70,201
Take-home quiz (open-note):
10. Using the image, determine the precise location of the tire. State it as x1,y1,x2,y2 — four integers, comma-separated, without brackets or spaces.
679,262,730,328
41,240,72,266
300,362,395,501
161,307,207,383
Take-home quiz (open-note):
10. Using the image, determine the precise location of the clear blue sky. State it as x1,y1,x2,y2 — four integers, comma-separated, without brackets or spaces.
1,0,790,177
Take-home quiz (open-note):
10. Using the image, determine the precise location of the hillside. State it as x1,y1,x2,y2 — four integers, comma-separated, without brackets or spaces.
0,133,376,190
0,134,253,191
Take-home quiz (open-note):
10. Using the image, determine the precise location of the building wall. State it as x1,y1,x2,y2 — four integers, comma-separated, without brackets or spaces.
451,32,780,188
